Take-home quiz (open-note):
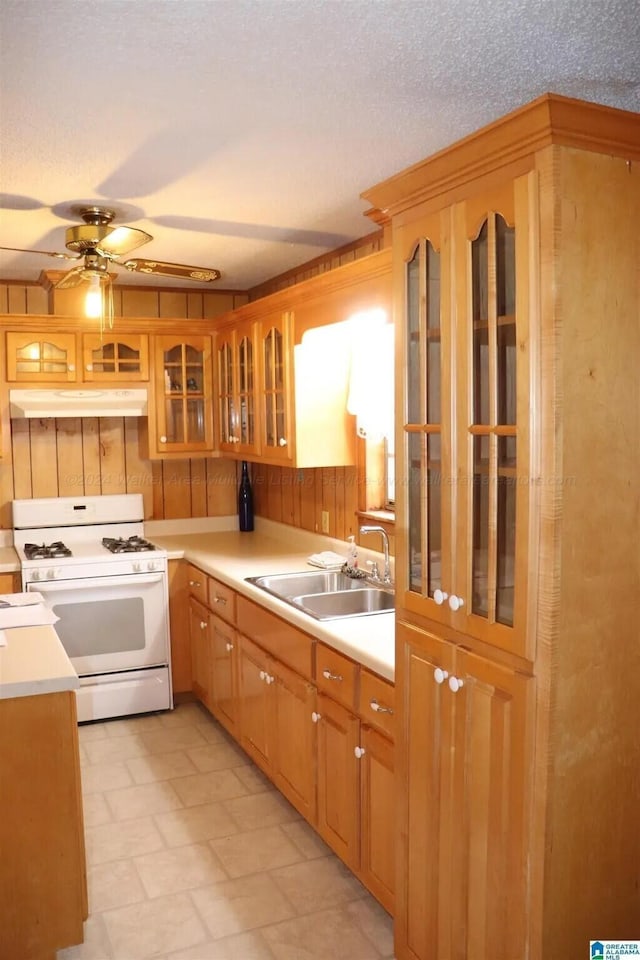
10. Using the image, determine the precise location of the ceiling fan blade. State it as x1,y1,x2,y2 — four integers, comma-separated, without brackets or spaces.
0,245,79,260
122,259,221,282
95,225,152,258
55,266,87,289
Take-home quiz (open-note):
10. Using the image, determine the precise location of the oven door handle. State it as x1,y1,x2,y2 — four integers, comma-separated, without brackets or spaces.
27,573,166,591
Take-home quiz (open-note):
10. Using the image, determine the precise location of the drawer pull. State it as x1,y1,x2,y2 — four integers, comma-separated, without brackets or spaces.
189,580,202,588
225,642,234,652
354,746,366,759
213,595,227,605
311,711,322,723
199,621,207,630
369,698,394,715
322,669,343,682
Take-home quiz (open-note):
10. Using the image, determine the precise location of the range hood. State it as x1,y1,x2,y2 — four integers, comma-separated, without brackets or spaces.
9,388,148,419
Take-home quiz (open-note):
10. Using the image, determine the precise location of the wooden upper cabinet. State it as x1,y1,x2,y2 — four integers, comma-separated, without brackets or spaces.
259,311,291,463
143,334,214,458
397,177,534,659
215,319,260,458
6,331,78,381
82,332,149,381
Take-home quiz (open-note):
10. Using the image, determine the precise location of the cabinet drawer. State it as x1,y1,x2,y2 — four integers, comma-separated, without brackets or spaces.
208,577,236,625
236,597,313,679
186,564,207,604
359,669,395,740
316,643,358,711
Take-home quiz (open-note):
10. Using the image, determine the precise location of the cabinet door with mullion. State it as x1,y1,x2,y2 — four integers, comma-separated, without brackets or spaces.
259,310,292,462
453,175,534,657
397,209,454,628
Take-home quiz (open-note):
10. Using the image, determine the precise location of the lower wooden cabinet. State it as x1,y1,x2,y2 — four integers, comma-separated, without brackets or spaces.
395,621,532,960
185,563,395,916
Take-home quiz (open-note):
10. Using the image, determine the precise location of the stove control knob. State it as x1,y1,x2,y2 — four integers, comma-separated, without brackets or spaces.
132,561,142,573
47,568,58,580
31,569,40,581
147,560,158,571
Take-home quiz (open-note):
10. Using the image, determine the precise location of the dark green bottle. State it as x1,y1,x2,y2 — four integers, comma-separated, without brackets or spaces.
238,461,254,532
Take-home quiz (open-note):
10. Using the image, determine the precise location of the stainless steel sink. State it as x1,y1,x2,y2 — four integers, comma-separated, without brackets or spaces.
245,570,394,620
246,570,363,599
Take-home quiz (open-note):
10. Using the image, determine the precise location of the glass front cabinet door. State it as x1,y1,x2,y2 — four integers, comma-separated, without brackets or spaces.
6,332,78,382
259,311,291,462
153,335,214,455
82,333,149,381
215,320,259,458
400,177,534,658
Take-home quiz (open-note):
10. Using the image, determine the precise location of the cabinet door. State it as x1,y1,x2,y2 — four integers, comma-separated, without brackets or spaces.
360,725,395,915
215,321,259,457
271,659,317,823
315,692,360,871
210,615,238,737
448,649,532,960
259,311,292,462
395,623,455,960
153,335,214,455
452,177,534,657
82,333,149,381
237,634,273,773
215,327,236,451
189,597,211,710
6,332,78,382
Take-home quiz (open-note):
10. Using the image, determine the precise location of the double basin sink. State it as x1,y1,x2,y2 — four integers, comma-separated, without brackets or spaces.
245,569,394,620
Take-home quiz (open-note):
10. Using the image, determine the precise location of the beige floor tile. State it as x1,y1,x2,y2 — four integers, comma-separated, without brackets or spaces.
222,789,301,832
80,760,134,795
344,898,394,957
165,930,275,959
134,842,228,898
158,701,210,728
102,892,209,959
56,913,113,959
269,855,367,915
126,748,199,784
232,762,273,794
280,819,333,859
210,825,306,879
190,871,295,940
82,791,113,828
78,721,111,743
105,712,165,737
88,858,146,912
83,733,151,765
195,719,237,745
105,779,183,821
140,723,210,755
154,800,238,847
261,904,384,959
85,815,165,866
170,768,248,807
186,739,249,773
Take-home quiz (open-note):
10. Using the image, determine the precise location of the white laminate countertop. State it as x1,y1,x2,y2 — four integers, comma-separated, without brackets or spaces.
0,624,79,699
149,519,396,682
0,545,20,574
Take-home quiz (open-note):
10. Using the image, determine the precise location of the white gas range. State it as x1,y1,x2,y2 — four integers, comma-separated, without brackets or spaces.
12,494,173,723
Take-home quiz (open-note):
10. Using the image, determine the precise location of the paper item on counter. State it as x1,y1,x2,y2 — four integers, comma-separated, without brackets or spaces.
306,551,346,569
0,591,45,607
0,603,59,629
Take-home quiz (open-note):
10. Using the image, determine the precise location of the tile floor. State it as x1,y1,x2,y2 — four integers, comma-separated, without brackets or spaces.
57,701,395,960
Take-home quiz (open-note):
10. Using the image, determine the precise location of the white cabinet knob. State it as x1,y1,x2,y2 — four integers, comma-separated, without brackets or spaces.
259,670,266,681
322,669,343,682
199,621,207,630
225,642,234,652
354,746,366,759
433,589,449,606
278,437,287,447
433,668,449,685
189,580,201,587
67,363,75,372
265,674,274,685
85,363,93,371
160,435,167,443
448,594,465,612
369,699,394,715
448,676,464,693
311,711,321,723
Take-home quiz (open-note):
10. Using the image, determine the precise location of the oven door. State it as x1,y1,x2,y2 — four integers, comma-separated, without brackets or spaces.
27,572,169,676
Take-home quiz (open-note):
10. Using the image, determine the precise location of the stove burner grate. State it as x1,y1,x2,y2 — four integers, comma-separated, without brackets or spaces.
24,541,72,560
102,536,157,554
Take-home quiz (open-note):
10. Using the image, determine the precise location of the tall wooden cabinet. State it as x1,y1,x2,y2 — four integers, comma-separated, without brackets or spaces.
362,94,640,958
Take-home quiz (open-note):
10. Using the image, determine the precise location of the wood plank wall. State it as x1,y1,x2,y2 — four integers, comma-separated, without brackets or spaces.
0,280,370,541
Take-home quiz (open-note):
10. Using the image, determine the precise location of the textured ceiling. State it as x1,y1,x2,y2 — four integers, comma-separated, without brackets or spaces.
1,0,638,291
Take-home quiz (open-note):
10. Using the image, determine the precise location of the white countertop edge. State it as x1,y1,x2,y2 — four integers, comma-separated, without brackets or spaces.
0,625,79,699
0,673,80,699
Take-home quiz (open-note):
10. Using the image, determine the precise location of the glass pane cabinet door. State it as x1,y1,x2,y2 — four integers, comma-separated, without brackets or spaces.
157,337,212,452
217,339,235,446
237,333,255,448
404,231,446,619
261,315,290,460
84,334,149,380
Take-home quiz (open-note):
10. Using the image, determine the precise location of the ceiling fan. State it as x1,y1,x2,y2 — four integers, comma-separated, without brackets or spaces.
0,205,222,288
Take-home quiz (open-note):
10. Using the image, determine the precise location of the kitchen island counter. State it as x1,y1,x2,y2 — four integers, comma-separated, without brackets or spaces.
148,519,395,682
0,624,79,699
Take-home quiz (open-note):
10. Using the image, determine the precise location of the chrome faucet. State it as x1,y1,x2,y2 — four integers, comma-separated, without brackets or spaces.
359,525,393,586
